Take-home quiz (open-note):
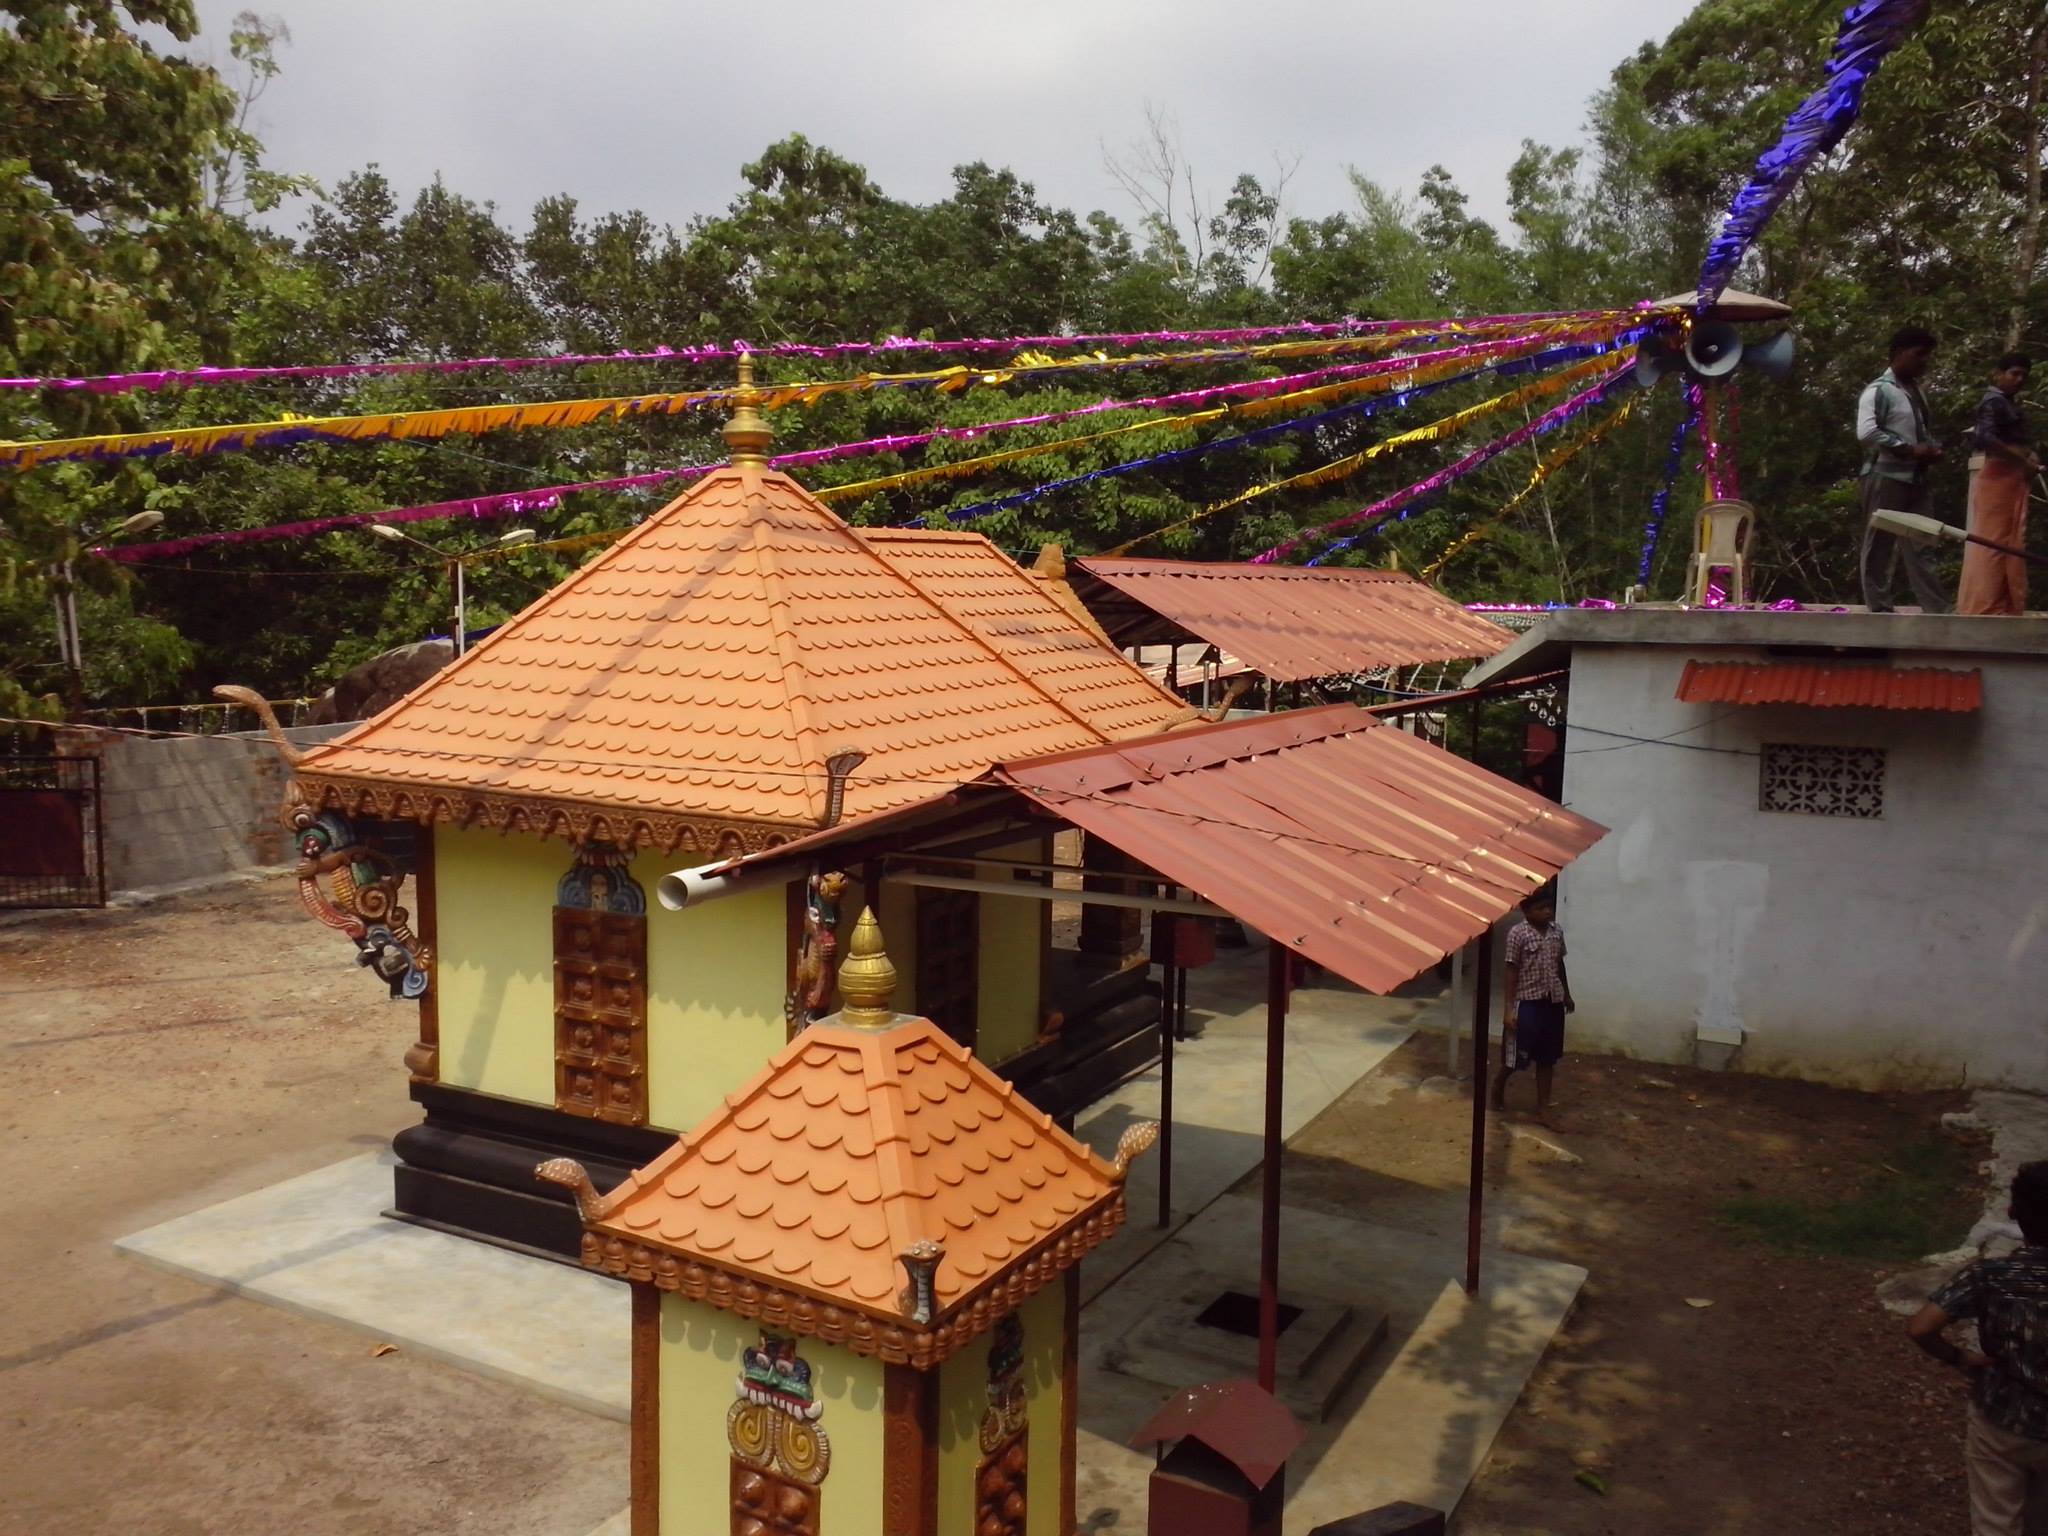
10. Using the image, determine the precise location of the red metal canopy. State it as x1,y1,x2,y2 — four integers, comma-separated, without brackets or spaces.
1071,558,1511,682
995,705,1605,995
1676,660,1982,713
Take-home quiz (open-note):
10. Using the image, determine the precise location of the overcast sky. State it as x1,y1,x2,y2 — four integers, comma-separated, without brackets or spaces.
189,0,1700,244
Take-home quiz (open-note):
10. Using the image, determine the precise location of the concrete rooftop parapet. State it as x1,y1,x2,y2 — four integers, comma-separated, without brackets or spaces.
1464,608,2048,688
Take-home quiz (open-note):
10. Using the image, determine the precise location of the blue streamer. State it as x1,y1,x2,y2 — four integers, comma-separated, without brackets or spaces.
1636,403,1699,586
1300,371,1639,567
929,329,1650,527
1696,0,1930,305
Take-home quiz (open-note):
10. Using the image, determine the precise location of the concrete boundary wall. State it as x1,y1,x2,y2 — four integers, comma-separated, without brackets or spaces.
69,722,356,894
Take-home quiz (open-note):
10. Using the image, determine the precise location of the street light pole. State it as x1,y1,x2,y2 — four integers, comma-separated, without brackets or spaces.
52,511,164,713
366,525,536,658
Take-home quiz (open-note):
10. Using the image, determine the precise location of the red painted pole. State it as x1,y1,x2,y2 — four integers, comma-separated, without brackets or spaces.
1158,951,1176,1230
1258,938,1289,1390
1466,930,1494,1294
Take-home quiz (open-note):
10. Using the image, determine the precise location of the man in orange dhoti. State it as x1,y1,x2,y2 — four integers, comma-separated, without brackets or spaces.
1959,352,2038,616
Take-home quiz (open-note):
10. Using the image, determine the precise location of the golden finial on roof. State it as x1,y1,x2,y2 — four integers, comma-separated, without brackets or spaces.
723,347,774,466
835,906,899,1028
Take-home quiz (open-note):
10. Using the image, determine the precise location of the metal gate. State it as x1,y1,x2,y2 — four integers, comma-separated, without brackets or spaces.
0,755,105,908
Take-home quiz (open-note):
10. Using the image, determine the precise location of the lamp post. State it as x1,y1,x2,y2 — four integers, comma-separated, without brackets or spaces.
1869,508,2048,570
366,525,536,656
53,510,165,709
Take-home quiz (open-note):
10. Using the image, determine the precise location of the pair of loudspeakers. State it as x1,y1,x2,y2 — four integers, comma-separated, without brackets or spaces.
1635,322,1796,388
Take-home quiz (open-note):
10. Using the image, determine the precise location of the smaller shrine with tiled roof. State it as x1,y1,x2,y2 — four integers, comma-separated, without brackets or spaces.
539,908,1156,1536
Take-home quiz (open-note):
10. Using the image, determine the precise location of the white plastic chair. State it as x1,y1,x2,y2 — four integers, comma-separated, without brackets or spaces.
1687,498,1754,607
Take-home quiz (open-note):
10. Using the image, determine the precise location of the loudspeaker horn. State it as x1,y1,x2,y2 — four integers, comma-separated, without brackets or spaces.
1684,319,1744,379
1634,333,1686,389
1744,329,1797,381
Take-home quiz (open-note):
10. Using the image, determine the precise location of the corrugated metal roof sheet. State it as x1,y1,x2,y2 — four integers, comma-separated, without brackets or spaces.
1675,661,1983,712
1072,558,1512,682
995,705,1605,995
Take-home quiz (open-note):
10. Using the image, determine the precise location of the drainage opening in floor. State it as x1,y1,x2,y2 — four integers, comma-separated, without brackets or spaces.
1193,1290,1303,1338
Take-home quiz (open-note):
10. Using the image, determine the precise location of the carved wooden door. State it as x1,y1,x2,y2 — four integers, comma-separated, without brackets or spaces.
731,1463,819,1536
975,1432,1028,1536
915,885,978,1050
553,907,647,1124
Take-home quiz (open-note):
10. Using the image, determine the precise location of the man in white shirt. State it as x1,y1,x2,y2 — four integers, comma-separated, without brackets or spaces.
1857,325,1950,612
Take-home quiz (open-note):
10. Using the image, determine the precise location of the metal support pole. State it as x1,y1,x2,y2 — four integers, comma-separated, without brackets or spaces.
453,558,468,657
1158,953,1176,1230
1258,938,1289,1391
1466,931,1494,1295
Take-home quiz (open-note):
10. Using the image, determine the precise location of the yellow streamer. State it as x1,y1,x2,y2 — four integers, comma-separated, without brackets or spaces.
805,326,1614,507
1102,348,1632,556
0,315,1649,473
1420,395,1641,580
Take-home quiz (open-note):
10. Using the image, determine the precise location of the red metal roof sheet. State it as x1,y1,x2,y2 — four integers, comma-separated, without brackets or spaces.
1073,558,1512,682
995,706,1605,996
1675,661,1983,712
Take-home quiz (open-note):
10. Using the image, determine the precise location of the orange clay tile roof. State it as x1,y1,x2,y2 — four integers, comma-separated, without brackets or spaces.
854,528,1192,741
588,1014,1125,1322
294,467,1164,836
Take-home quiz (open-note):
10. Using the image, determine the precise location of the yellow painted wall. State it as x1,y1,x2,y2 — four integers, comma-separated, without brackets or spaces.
433,827,558,1105
975,839,1046,1066
659,1295,885,1536
934,1286,1067,1536
871,842,1043,1068
635,852,790,1132
430,830,791,1128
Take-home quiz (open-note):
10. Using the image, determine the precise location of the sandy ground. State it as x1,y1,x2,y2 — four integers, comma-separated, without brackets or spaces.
1275,1036,1981,1535
0,874,1985,1534
0,878,625,1536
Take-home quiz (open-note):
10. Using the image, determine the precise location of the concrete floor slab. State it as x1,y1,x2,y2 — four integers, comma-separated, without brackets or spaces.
116,1151,630,1420
117,949,1557,1536
1071,1193,1585,1533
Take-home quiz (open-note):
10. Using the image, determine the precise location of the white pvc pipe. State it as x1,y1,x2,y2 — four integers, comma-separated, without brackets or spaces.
657,861,781,912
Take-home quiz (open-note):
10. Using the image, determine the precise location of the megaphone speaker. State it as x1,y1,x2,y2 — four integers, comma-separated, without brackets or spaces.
1684,320,1744,379
1745,329,1797,381
1635,333,1684,389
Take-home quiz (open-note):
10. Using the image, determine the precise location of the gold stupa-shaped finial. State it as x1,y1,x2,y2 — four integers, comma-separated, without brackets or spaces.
835,906,898,1028
723,347,774,467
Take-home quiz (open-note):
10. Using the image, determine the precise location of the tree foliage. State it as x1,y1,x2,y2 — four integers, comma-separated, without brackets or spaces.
2,0,2044,716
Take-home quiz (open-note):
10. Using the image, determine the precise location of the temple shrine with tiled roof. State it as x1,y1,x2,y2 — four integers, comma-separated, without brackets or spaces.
538,906,1157,1536
255,370,1198,1258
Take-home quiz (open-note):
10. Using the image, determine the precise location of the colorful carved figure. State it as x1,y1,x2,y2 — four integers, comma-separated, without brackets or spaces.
730,1332,832,1495
556,844,647,914
980,1313,1028,1454
785,869,851,1029
285,796,430,1000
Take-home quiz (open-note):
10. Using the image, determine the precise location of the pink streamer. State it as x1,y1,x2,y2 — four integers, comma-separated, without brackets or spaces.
12,306,1660,396
1250,365,1633,565
103,324,1632,563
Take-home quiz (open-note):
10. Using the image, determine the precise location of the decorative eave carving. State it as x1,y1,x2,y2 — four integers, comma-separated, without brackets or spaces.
580,1193,1126,1369
292,771,804,858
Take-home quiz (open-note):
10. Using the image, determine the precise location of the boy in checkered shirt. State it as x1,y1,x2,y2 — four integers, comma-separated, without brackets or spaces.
1490,888,1573,1125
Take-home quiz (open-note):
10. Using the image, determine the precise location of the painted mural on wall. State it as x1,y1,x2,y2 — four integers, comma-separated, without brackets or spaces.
286,800,431,1000
729,1332,830,1536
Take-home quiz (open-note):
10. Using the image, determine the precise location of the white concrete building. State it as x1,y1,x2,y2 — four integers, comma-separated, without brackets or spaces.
1466,610,2048,1090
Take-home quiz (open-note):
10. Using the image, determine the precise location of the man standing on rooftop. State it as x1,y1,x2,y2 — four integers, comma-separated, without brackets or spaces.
1857,325,1950,613
1958,352,2038,616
